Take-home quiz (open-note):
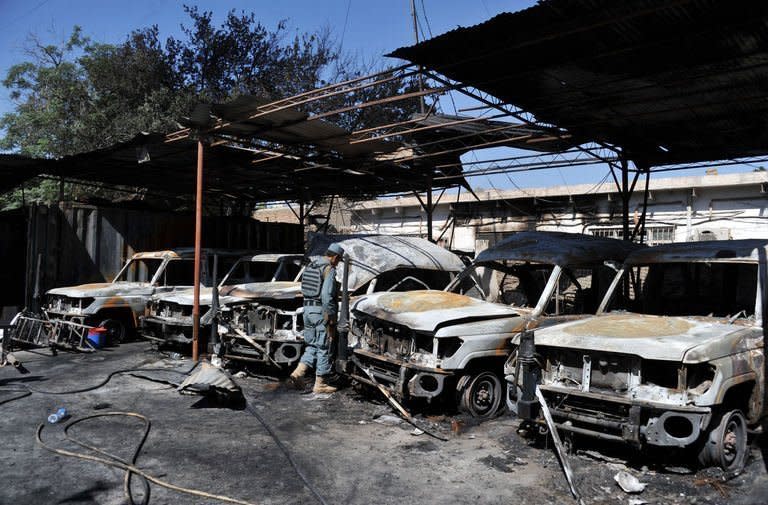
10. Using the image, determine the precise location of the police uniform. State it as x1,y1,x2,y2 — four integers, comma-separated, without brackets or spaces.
288,243,343,393
299,256,338,376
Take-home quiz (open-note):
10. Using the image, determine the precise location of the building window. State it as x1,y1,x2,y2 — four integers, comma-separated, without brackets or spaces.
589,225,675,245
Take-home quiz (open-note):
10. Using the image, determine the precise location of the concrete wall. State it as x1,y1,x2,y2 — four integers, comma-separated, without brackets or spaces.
338,172,768,252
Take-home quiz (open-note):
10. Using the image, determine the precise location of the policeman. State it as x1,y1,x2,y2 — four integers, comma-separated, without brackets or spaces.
288,242,344,393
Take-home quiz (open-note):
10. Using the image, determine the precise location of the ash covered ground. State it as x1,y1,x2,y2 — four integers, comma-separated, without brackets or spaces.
1,341,765,505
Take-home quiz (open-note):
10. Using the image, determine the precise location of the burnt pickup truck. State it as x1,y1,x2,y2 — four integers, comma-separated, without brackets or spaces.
41,249,243,343
348,232,638,418
508,239,766,473
219,235,466,368
140,254,303,347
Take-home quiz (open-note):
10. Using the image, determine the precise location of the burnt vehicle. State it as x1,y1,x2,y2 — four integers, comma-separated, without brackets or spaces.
507,239,766,473
347,232,638,418
140,254,303,346
221,235,466,368
41,249,243,343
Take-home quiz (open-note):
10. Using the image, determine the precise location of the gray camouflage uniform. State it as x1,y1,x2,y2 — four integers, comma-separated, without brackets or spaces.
299,257,338,376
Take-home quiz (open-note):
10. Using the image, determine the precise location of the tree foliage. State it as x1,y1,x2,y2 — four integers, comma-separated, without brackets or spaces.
0,6,421,210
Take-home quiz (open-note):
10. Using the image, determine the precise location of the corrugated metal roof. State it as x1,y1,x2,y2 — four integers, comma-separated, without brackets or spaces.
390,0,768,167
0,154,55,193
42,131,452,202
189,95,399,157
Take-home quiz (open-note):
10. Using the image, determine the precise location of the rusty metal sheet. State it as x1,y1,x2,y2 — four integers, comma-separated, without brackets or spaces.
331,235,465,291
475,231,639,266
626,239,768,265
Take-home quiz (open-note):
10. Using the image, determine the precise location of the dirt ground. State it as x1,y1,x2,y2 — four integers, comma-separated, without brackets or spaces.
1,341,766,505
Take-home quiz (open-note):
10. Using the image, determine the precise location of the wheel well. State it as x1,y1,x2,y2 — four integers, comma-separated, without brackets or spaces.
92,308,136,329
460,357,506,377
721,380,757,419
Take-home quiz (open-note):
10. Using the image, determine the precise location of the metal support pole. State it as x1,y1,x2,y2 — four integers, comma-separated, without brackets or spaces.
426,179,434,243
192,138,204,362
209,254,219,355
336,253,351,374
621,157,630,241
517,329,539,420
410,0,426,115
631,167,651,243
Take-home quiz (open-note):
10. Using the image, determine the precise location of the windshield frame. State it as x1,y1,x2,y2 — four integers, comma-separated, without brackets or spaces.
597,260,764,322
112,257,166,284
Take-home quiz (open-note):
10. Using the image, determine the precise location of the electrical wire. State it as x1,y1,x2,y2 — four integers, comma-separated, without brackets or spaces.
242,392,331,505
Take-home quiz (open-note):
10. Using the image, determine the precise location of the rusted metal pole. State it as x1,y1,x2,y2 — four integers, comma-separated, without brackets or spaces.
410,0,425,115
426,178,434,243
192,138,204,362
621,157,630,241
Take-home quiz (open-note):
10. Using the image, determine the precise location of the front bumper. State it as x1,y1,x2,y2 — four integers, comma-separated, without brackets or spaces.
529,385,712,447
222,332,304,367
351,349,453,400
140,316,195,344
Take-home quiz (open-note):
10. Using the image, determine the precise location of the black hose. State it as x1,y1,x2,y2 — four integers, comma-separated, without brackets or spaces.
37,413,259,505
14,362,329,505
0,389,32,406
0,364,196,403
26,365,196,395
63,412,152,505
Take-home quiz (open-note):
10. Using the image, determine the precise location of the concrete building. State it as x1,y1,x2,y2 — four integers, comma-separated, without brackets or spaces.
255,171,768,254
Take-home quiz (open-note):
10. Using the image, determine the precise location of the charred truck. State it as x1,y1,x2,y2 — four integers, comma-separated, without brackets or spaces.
507,239,767,473
221,235,465,369
14,249,242,349
140,254,303,349
346,232,638,418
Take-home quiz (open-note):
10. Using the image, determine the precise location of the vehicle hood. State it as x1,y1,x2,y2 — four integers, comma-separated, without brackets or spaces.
532,313,758,362
220,281,302,301
352,290,527,334
47,282,153,298
153,281,302,307
154,287,215,306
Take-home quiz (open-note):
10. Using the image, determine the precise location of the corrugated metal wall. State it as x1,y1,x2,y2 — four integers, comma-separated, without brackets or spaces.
18,203,302,309
0,209,26,310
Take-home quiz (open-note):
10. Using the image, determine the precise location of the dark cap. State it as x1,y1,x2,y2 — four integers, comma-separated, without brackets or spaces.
326,243,344,257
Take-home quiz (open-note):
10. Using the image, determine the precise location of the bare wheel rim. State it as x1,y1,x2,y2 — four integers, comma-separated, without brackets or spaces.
461,372,502,418
718,410,747,470
99,319,126,344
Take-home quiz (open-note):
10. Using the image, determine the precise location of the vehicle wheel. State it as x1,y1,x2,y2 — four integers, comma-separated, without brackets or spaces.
99,319,126,345
458,371,503,419
697,409,748,474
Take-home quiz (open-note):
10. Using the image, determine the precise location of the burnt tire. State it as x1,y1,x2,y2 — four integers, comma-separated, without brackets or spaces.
697,409,748,474
99,319,127,345
458,371,503,419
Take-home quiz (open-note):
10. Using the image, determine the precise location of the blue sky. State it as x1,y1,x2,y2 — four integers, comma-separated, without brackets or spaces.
0,0,757,191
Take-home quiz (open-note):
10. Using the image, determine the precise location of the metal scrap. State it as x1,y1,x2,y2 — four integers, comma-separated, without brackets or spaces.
536,386,585,505
614,471,647,494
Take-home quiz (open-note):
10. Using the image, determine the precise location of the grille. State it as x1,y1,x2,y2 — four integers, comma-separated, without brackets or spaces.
358,317,432,360
46,295,93,313
540,347,638,393
156,301,191,319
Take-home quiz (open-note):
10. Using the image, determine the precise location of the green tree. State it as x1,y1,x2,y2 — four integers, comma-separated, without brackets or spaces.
1,6,421,210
